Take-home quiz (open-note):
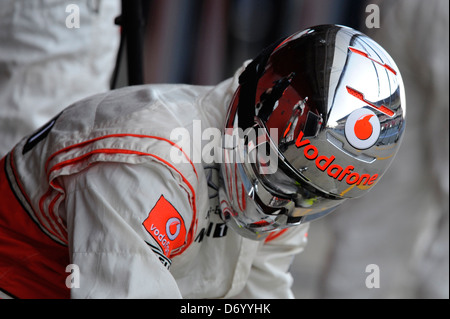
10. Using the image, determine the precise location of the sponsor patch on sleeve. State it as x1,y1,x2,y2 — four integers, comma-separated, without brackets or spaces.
143,195,187,258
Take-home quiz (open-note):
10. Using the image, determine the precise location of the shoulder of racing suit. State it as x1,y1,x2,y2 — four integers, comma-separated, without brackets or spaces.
8,84,212,249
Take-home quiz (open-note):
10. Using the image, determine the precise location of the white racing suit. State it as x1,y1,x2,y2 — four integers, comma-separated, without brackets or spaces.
0,0,121,157
0,64,308,299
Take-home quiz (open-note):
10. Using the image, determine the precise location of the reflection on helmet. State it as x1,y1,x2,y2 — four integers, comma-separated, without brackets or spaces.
220,24,406,240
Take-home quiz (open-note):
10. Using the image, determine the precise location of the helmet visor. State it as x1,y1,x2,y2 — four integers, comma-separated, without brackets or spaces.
239,119,346,223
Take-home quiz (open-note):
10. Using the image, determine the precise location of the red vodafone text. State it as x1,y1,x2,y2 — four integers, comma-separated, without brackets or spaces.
295,131,378,186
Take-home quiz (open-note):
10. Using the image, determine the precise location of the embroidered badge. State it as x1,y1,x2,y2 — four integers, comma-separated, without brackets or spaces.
143,195,186,257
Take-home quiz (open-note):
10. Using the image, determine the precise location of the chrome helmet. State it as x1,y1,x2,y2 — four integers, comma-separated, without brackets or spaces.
219,24,406,240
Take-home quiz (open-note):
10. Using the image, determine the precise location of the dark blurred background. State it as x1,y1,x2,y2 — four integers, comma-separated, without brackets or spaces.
114,0,367,87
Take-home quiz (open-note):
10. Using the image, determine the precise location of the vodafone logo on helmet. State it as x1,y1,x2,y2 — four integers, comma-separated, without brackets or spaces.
295,130,378,187
345,108,380,150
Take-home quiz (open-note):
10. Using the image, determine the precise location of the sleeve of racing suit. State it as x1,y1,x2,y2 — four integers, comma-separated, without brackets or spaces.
59,161,193,298
235,223,309,299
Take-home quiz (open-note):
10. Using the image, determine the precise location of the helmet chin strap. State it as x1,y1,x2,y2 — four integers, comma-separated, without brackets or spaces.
237,37,287,131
